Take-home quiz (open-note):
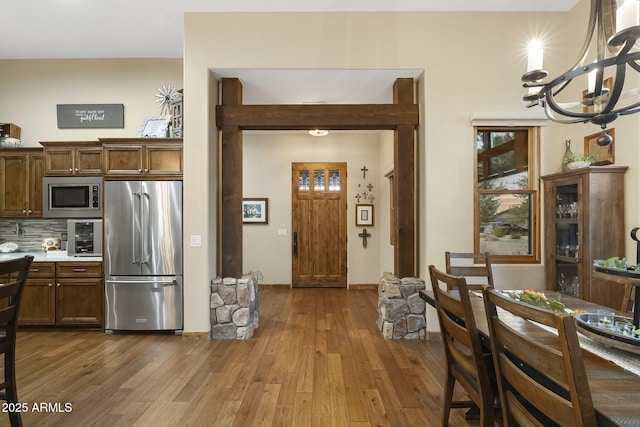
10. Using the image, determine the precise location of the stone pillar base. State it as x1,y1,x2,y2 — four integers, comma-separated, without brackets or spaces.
210,275,259,339
377,272,426,339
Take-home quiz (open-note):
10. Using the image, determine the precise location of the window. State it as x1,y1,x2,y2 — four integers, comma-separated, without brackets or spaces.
474,126,540,263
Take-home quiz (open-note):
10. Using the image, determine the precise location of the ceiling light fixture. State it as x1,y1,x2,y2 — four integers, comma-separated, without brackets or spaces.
522,0,640,146
309,129,330,137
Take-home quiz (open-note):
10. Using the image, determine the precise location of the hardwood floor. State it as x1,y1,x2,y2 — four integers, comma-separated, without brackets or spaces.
5,287,474,426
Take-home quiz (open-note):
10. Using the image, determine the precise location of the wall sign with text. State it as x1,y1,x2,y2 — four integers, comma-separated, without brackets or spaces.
57,104,124,128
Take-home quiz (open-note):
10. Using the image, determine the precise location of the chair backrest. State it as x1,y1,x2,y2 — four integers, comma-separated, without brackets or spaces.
0,256,33,337
445,251,494,290
483,288,596,427
621,283,636,313
428,265,495,418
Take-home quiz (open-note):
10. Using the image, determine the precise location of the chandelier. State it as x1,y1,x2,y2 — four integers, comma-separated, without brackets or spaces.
522,0,640,146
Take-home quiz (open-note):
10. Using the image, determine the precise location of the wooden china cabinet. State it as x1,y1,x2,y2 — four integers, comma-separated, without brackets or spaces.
542,166,627,309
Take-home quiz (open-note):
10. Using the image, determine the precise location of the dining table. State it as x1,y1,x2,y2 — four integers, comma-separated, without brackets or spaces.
420,289,640,427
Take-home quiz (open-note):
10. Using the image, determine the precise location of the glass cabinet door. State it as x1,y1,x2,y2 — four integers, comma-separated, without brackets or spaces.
554,183,581,297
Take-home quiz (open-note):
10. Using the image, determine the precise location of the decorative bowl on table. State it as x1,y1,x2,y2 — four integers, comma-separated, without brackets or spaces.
574,313,640,355
505,290,566,313
0,242,18,253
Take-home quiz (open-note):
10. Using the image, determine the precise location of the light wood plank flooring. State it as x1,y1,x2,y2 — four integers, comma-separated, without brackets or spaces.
5,287,474,426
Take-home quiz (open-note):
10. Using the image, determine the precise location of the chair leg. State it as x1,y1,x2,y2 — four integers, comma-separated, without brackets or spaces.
441,372,455,426
5,351,23,427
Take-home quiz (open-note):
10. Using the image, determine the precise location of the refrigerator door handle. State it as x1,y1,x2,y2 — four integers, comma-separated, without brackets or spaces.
132,192,141,264
107,279,178,286
142,192,151,265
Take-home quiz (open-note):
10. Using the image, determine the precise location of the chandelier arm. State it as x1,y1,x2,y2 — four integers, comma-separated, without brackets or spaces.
599,62,627,114
545,91,593,119
543,103,591,124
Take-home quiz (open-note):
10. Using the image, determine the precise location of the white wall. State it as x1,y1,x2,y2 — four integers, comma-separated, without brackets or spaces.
0,59,183,146
242,130,389,286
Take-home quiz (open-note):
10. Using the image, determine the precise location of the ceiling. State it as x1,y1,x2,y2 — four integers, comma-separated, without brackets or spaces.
2,0,579,105
3,0,579,60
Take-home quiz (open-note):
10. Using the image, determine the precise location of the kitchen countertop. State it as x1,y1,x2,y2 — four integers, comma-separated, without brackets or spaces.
0,251,102,262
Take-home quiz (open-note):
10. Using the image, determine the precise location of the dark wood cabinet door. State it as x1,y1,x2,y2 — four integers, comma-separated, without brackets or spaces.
75,147,103,175
19,278,56,325
44,147,75,175
55,278,103,325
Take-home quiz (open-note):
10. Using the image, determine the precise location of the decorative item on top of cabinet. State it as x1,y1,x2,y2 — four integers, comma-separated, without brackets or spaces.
40,140,103,176
542,166,627,309
170,89,183,138
0,148,44,218
100,138,183,179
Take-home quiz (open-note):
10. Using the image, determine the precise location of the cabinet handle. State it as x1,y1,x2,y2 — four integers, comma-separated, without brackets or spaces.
69,168,73,172
27,209,32,214
31,268,39,272
56,283,61,287
144,168,148,172
48,283,53,287
22,210,26,214
138,169,142,172
75,168,78,172
73,268,86,272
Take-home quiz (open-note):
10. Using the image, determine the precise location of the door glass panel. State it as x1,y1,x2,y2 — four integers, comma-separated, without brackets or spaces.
299,170,310,191
328,170,340,191
555,183,580,297
314,170,325,191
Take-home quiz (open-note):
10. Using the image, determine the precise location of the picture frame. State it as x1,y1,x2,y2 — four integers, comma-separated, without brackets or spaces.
139,116,170,138
356,204,374,226
243,198,269,224
584,128,615,165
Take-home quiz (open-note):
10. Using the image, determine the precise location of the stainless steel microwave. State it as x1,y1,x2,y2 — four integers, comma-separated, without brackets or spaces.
42,177,102,218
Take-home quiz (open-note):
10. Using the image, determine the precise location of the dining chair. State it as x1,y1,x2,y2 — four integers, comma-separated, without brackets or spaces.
0,255,33,427
445,251,494,290
621,282,637,313
483,287,596,427
428,265,498,427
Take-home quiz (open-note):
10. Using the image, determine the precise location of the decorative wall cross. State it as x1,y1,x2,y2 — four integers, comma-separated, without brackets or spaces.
358,228,372,248
361,165,368,178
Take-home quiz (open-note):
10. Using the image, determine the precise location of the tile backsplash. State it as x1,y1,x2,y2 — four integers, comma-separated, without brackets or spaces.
0,220,67,252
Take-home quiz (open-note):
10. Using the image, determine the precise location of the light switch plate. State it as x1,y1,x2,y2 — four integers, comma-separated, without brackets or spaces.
190,235,202,247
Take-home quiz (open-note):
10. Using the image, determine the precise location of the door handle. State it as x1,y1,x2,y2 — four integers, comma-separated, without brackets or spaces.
293,232,298,256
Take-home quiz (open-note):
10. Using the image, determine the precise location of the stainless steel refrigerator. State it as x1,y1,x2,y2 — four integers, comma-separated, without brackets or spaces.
104,181,183,333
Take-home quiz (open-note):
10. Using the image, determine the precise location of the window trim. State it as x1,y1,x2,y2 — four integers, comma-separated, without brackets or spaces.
473,125,541,264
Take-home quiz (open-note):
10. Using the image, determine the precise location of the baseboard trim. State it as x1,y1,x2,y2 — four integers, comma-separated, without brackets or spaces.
181,332,210,339
349,284,378,290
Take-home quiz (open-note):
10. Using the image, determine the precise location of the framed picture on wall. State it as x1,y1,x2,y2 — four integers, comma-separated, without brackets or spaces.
243,198,269,224
356,204,374,226
584,128,615,165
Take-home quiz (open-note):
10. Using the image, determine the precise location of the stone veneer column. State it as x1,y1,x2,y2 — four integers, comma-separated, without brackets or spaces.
376,272,426,339
210,275,259,339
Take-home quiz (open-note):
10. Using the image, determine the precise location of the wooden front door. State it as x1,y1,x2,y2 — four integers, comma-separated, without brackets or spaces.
292,162,347,288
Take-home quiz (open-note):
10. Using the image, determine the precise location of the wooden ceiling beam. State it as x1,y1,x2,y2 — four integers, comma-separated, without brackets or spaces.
216,104,419,130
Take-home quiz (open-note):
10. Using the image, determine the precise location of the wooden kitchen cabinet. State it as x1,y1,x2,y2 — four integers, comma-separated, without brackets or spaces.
19,261,103,327
41,141,103,176
542,166,627,308
100,138,183,179
55,262,103,326
19,262,56,325
0,148,44,218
